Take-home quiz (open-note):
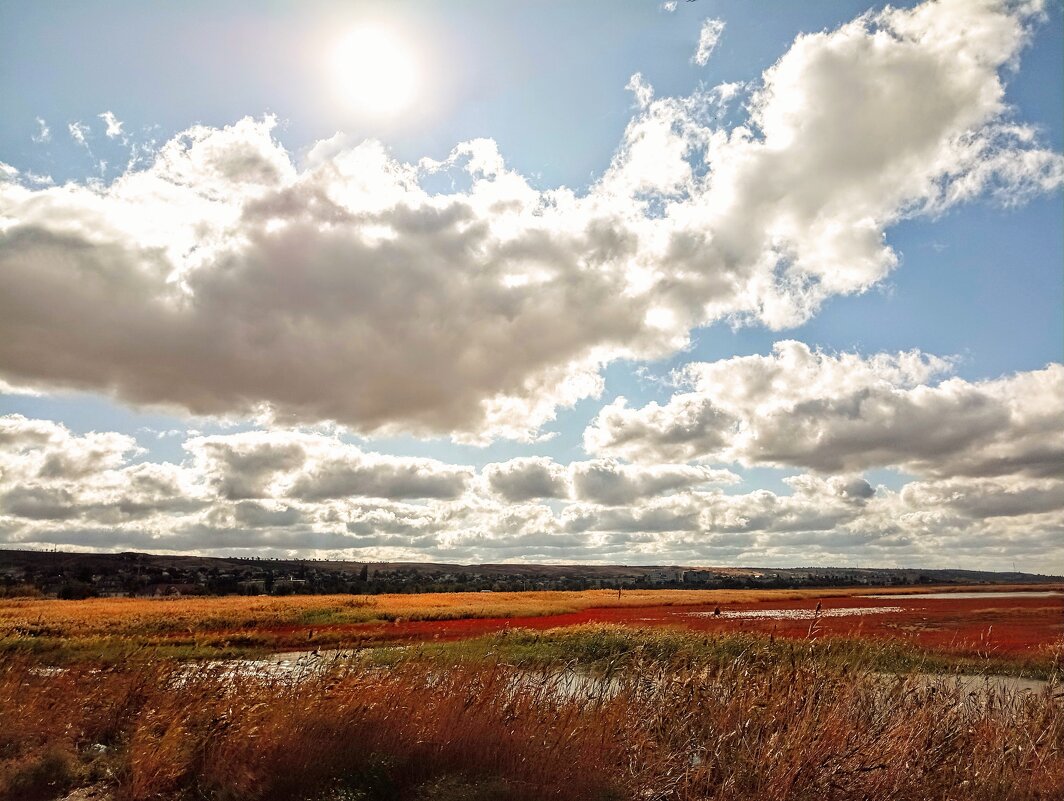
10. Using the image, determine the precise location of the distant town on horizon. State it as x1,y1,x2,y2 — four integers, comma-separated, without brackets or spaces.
3,548,1060,599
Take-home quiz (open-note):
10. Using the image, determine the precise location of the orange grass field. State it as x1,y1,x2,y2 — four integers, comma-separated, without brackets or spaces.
3,585,1061,666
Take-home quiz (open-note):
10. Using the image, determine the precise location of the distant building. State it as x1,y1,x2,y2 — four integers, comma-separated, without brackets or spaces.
273,576,308,594
682,570,719,584
648,570,683,584
146,583,204,598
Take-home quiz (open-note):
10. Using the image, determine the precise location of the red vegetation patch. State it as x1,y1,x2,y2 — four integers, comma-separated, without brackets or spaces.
664,594,1063,657
286,592,1063,660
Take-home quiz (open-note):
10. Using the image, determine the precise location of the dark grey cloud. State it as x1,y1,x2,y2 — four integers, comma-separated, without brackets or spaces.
290,456,471,501
190,432,472,501
570,459,736,505
483,457,570,502
2,485,79,520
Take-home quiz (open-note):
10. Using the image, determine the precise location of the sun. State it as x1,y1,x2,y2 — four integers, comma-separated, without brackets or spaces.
332,26,418,117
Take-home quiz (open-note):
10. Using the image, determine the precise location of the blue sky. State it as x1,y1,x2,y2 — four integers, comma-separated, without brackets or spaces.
0,0,1061,569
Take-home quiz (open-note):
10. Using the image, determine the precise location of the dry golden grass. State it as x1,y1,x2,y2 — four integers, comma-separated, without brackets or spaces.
1,627,1061,801
0,588,832,644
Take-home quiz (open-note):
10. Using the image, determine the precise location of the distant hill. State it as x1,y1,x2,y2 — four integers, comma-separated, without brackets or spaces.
1,548,1060,598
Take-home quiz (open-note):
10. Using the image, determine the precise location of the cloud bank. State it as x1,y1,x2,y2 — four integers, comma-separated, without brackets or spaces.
1,382,1061,568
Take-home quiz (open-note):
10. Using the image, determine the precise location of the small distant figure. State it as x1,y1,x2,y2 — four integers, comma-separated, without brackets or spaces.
815,601,822,614
713,606,721,617
617,586,622,599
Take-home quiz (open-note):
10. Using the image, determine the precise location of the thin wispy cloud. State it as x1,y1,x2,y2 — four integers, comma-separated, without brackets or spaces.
67,121,90,147
31,117,50,143
98,110,124,139
693,18,725,66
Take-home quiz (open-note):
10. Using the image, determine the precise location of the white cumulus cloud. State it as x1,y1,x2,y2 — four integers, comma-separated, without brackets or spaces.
585,341,1064,480
0,0,1058,445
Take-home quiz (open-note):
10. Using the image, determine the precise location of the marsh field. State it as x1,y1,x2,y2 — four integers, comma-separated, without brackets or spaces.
3,586,1062,800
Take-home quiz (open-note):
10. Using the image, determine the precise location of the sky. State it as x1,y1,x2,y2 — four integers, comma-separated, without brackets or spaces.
0,0,1061,571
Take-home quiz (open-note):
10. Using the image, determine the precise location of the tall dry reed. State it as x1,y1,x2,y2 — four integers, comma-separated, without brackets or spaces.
1,634,1061,801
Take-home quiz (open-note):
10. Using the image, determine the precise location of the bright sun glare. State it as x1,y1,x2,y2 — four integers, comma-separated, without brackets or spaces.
332,27,418,117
